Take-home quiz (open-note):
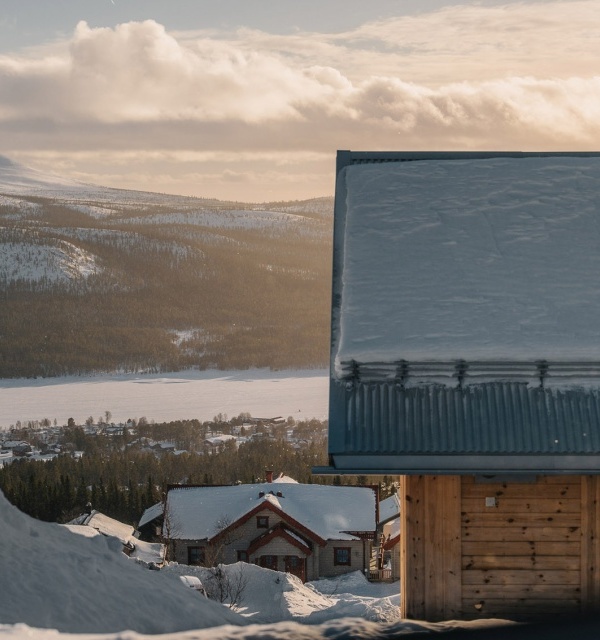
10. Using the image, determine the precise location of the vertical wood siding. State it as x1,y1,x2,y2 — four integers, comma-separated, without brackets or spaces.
400,475,461,620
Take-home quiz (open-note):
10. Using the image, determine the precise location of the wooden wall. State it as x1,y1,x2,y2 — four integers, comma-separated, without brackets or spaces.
400,475,600,622
461,475,582,621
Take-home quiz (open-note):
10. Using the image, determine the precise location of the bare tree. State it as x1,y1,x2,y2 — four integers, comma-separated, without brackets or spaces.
203,515,248,610
161,496,181,562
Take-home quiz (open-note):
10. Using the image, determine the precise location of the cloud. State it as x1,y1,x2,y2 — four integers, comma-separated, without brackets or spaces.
1,2,599,199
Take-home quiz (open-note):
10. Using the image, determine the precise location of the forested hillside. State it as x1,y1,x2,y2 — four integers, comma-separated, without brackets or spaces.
0,416,331,524
0,171,333,377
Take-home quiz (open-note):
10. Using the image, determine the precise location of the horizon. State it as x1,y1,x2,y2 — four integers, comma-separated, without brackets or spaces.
1,1,598,201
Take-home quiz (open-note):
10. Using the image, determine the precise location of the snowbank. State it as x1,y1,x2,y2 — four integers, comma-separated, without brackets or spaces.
0,490,244,634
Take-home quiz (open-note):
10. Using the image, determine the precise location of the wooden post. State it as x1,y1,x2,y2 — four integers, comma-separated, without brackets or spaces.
581,475,600,612
401,475,462,621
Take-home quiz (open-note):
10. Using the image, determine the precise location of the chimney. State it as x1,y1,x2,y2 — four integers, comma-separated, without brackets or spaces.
265,470,274,483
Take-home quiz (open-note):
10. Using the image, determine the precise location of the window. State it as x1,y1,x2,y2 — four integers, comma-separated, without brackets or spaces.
188,546,205,566
256,515,269,528
259,555,278,570
237,550,248,562
334,547,351,566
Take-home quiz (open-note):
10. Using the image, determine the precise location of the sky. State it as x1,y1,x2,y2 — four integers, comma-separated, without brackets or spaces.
0,0,598,202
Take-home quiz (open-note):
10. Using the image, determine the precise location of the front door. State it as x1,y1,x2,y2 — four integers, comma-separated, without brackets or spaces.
284,555,306,582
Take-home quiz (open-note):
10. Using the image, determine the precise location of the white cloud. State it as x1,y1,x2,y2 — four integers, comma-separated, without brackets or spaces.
0,2,599,200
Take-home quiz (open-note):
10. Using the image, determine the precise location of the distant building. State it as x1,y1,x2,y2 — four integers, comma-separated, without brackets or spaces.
161,474,377,582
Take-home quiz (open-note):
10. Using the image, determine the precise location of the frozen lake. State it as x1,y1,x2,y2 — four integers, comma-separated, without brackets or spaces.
0,369,329,429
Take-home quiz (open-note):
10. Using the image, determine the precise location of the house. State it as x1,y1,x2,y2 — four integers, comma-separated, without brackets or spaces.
68,508,164,565
315,150,600,621
162,474,377,582
137,500,165,541
204,434,238,454
1,440,32,456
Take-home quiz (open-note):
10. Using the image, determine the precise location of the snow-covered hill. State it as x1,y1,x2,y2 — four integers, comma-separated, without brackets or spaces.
0,154,333,215
0,155,332,377
0,155,93,198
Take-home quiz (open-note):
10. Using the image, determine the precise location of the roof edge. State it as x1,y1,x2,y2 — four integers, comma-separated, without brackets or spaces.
336,150,600,172
314,452,600,476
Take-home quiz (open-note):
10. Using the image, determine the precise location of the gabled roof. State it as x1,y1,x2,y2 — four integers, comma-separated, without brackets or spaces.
164,481,377,541
320,151,600,475
210,497,327,547
378,494,400,526
247,522,314,556
138,501,163,529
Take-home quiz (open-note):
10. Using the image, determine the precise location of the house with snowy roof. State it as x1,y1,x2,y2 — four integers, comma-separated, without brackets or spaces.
162,473,377,582
315,150,600,621
68,509,164,564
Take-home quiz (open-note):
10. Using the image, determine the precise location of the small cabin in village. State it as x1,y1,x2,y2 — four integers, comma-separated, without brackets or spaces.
315,150,600,621
159,474,377,582
67,508,164,565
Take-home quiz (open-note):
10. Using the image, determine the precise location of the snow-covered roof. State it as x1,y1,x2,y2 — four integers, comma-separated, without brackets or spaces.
205,434,237,445
333,152,600,373
138,501,164,529
378,494,400,525
74,511,135,546
323,151,600,475
165,481,377,541
272,473,298,484
62,524,102,539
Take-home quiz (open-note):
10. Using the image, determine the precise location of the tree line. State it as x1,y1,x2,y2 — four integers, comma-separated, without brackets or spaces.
0,417,398,526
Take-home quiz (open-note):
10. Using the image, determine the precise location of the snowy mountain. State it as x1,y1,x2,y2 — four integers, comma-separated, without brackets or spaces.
0,156,333,377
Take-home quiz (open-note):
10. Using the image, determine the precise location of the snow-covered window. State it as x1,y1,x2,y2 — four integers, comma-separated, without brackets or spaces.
334,547,351,566
256,515,269,528
187,546,205,565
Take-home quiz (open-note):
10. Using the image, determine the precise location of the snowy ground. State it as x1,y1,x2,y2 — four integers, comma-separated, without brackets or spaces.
0,369,328,429
0,486,520,639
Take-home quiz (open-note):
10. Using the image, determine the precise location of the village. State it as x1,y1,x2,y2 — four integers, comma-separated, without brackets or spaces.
0,413,328,466
0,409,402,594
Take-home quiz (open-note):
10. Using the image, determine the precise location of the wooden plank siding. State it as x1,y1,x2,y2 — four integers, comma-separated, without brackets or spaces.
460,475,583,621
400,474,600,622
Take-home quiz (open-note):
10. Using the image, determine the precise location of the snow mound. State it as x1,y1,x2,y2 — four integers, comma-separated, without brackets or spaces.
162,563,402,625
0,490,245,634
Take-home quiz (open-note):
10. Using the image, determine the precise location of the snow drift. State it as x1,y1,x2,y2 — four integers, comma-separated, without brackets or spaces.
0,490,244,634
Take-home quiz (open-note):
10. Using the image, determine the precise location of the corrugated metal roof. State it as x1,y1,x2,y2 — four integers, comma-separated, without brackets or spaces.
321,150,600,475
330,381,600,456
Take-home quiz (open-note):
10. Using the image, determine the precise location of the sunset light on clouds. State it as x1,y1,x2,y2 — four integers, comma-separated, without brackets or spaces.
1,0,599,201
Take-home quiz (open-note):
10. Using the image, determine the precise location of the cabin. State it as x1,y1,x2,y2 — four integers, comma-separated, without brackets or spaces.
315,150,600,621
161,475,377,582
67,508,164,565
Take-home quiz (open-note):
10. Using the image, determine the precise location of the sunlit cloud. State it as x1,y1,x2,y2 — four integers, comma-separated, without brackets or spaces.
1,1,599,200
